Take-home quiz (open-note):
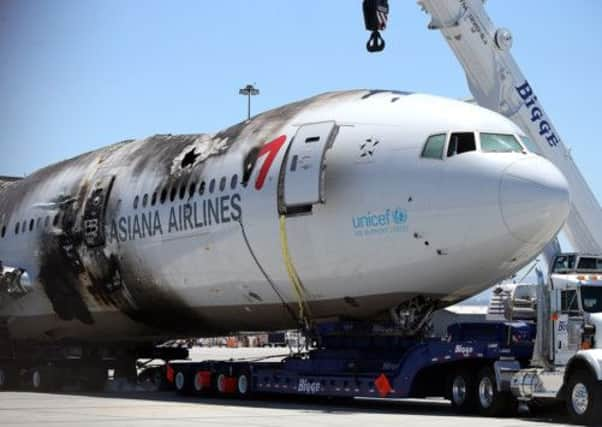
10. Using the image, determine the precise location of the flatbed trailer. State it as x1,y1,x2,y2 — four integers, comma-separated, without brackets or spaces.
168,320,535,414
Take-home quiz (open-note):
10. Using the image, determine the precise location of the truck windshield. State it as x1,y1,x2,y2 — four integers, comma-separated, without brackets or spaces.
581,286,602,313
576,257,602,271
553,255,576,272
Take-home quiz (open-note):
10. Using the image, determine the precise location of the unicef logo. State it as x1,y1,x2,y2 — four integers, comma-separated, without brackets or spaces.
352,208,408,237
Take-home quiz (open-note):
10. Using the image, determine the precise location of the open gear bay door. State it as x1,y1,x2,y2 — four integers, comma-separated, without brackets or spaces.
280,121,338,214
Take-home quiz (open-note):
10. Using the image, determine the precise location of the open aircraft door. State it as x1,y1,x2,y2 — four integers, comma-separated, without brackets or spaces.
280,121,338,213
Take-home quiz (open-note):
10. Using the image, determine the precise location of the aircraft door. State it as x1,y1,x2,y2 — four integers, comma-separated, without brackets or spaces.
83,175,116,247
280,121,338,212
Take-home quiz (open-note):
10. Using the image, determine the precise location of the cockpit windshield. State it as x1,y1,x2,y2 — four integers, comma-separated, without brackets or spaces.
519,136,542,155
420,131,535,159
480,133,524,153
581,286,602,313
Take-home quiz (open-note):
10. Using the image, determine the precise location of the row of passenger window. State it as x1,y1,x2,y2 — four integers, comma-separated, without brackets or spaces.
0,174,243,239
1,213,62,238
133,174,240,209
421,132,538,159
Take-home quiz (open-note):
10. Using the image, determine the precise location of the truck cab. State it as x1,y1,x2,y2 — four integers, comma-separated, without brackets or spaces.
550,254,602,364
507,253,602,424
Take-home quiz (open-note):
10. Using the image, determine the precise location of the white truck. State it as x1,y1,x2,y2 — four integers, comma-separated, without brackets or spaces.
487,253,602,424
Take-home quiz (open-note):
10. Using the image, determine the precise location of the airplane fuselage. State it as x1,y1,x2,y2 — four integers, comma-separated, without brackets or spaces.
0,90,569,342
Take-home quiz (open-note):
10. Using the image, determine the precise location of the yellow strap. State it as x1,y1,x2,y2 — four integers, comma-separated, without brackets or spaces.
279,215,312,327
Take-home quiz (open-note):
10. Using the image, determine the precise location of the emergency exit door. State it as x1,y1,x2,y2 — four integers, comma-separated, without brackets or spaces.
281,121,337,209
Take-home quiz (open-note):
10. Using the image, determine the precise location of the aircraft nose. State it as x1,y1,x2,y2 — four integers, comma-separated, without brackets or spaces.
500,157,570,244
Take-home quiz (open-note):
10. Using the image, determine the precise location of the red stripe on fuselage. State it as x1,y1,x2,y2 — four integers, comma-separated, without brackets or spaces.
255,135,287,190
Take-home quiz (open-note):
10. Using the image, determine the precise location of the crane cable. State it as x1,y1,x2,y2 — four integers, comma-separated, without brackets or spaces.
279,215,312,331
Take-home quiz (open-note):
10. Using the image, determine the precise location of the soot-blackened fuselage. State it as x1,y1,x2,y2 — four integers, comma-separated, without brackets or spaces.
0,90,569,343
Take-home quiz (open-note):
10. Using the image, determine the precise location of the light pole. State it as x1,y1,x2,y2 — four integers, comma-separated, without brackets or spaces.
239,84,260,120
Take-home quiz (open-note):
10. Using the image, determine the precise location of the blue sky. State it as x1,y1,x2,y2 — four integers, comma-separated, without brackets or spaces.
1,0,601,199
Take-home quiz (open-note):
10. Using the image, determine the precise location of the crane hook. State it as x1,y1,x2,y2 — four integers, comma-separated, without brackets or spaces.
363,0,389,53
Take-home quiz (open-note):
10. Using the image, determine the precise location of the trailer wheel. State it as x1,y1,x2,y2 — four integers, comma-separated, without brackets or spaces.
475,366,513,417
0,367,14,391
82,367,107,391
31,367,61,392
449,369,476,413
566,369,602,425
174,370,191,395
217,373,227,393
237,371,251,397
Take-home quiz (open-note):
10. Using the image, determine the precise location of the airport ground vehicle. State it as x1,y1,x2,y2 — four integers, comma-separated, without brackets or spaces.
167,253,602,425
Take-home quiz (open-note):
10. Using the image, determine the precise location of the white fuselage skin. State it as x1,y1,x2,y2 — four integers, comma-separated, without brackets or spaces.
0,90,570,341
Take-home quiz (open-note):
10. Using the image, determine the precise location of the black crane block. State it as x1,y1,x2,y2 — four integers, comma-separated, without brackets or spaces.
362,0,389,52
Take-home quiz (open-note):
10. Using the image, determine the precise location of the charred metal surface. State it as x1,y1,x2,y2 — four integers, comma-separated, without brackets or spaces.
0,90,394,341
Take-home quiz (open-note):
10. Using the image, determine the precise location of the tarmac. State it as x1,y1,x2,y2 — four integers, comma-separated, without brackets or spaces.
0,391,571,427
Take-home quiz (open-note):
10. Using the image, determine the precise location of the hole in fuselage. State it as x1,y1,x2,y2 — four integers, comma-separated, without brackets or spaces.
181,148,200,168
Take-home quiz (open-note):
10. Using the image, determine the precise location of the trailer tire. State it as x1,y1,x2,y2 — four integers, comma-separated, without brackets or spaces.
0,366,15,391
565,369,602,426
448,369,476,414
82,367,107,392
237,370,251,398
475,366,513,417
174,370,192,395
31,366,61,392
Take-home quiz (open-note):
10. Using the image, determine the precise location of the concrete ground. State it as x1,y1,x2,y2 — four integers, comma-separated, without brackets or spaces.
0,392,572,427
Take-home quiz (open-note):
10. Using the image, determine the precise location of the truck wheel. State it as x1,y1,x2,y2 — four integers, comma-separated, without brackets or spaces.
475,366,513,417
448,369,476,414
566,370,602,425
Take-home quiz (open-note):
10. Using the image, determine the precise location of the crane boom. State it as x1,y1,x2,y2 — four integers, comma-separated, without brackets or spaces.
417,0,602,253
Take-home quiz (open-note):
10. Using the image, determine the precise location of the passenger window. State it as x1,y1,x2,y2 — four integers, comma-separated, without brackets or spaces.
448,132,476,157
561,290,580,314
231,174,238,190
199,181,206,196
1,225,5,238
480,133,523,153
421,134,446,159
142,194,148,208
209,179,216,194
219,177,226,192
189,182,197,198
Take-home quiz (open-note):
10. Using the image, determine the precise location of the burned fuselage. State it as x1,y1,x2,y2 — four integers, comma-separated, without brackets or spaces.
0,90,570,344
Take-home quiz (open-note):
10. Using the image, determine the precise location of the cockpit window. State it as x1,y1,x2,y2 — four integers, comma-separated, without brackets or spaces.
519,135,542,155
447,132,476,157
421,134,446,159
480,133,524,153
